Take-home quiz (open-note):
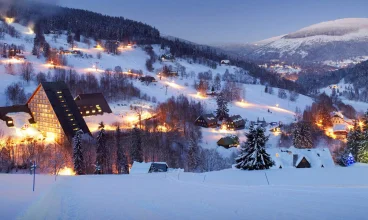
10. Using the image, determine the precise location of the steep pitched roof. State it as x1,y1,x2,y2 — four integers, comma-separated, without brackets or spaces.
269,147,334,169
74,93,112,114
28,82,90,140
227,115,245,127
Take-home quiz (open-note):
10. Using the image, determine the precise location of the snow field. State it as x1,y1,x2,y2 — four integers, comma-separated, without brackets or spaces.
2,167,368,220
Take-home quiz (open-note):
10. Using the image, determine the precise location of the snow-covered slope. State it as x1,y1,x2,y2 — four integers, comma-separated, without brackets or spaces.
0,21,315,158
2,168,368,219
220,18,368,64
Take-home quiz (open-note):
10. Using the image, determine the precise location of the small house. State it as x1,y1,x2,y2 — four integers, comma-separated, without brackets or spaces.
60,50,71,55
139,76,157,83
74,93,112,116
221,60,230,65
130,161,168,174
226,115,245,130
269,147,334,169
195,114,217,128
217,135,239,149
72,50,82,55
333,124,348,139
161,54,175,62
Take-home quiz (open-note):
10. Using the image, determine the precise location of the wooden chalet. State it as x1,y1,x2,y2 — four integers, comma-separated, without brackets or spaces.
220,60,230,65
74,93,112,117
226,115,245,130
217,135,239,149
130,161,169,174
195,114,217,128
139,76,157,83
161,54,175,62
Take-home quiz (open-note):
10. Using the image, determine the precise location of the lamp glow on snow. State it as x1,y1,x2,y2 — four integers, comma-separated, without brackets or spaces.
59,166,76,176
5,17,14,24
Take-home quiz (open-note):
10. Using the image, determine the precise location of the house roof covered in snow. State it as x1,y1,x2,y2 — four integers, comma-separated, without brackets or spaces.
227,115,245,127
268,147,334,169
130,161,168,174
196,114,217,125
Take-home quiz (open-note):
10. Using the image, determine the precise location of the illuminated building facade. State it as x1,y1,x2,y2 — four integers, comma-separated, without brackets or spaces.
27,82,90,144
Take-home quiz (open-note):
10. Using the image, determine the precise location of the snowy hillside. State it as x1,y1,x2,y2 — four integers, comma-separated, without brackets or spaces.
220,18,368,64
0,21,314,158
2,167,368,219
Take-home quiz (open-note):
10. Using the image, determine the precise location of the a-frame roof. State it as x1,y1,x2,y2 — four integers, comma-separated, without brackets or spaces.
28,82,90,140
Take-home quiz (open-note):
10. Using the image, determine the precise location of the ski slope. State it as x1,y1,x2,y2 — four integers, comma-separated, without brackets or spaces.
2,167,368,220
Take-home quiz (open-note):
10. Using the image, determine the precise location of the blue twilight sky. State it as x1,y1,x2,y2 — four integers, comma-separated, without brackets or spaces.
58,0,368,44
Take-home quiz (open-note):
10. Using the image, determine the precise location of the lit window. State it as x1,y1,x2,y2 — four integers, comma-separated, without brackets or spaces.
8,121,13,124
86,111,90,114
57,91,62,94
98,110,102,112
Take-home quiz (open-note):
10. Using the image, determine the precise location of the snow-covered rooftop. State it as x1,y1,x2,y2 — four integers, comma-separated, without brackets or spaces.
269,147,335,169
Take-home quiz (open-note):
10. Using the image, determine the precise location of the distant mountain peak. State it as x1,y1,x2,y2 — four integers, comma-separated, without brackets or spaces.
218,18,368,64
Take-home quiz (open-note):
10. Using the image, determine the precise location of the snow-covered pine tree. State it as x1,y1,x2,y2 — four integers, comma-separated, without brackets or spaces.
116,126,129,174
131,126,143,163
235,125,274,170
96,122,107,174
292,122,313,149
215,92,229,121
73,129,85,175
346,121,362,159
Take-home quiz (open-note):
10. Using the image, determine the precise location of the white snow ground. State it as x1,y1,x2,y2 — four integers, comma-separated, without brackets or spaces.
2,167,368,220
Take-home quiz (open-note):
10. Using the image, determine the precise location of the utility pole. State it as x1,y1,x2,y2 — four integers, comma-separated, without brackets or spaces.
165,85,169,95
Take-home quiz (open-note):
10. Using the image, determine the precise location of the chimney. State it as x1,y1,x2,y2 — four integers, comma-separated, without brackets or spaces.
293,154,299,167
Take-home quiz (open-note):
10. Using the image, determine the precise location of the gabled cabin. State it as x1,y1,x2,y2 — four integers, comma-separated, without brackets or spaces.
217,135,239,148
74,93,112,117
226,115,245,130
161,54,175,62
269,147,334,169
220,60,230,65
139,76,157,83
195,114,217,128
